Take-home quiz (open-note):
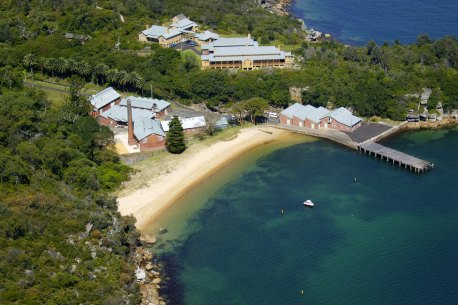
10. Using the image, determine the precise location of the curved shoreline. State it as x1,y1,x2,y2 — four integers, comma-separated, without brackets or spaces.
117,126,299,231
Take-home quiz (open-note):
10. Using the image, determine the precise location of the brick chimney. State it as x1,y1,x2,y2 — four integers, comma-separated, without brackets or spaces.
127,99,136,145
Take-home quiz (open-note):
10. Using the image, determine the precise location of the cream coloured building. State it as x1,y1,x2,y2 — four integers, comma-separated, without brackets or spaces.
138,14,198,47
201,37,293,70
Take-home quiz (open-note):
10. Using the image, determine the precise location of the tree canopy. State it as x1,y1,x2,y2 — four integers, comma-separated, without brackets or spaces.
166,116,186,154
0,88,137,305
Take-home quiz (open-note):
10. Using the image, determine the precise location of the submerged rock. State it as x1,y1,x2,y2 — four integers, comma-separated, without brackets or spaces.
152,278,161,284
140,234,157,244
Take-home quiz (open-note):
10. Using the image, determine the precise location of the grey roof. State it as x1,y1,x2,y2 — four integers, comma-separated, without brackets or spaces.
215,117,228,126
213,37,257,47
100,105,165,140
120,96,171,112
307,106,330,123
162,29,183,39
171,18,197,30
174,14,187,21
90,87,120,110
202,54,288,62
201,44,292,62
195,30,219,41
282,103,362,126
329,107,361,126
202,37,257,51
141,25,168,39
280,103,317,120
161,116,206,132
134,117,166,140
213,46,282,57
281,103,307,118
99,105,153,122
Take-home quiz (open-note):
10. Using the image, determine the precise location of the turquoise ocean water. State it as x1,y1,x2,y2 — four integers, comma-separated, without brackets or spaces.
155,127,458,305
290,0,458,44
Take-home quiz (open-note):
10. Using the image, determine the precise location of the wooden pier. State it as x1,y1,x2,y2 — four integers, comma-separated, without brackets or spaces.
358,141,433,173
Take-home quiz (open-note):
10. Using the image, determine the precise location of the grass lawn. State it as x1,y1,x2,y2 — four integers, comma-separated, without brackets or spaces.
181,49,201,66
27,78,141,105
117,124,247,196
44,89,69,105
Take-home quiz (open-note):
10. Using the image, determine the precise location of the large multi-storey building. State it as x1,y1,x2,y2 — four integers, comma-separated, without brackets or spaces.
200,36,293,70
138,14,198,47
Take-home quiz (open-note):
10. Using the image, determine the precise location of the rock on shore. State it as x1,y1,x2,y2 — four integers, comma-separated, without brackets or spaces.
257,0,292,16
134,247,166,305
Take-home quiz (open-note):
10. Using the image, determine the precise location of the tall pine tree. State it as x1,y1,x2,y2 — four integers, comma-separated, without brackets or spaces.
166,116,186,154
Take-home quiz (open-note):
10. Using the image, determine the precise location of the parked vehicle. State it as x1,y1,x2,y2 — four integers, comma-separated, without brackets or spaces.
268,112,279,118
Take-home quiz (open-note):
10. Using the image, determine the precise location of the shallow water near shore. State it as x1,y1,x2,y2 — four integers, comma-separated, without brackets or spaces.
156,127,458,305
291,0,458,44
143,132,314,248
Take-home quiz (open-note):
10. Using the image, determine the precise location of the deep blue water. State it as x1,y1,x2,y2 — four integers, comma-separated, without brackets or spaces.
290,0,458,45
158,127,458,305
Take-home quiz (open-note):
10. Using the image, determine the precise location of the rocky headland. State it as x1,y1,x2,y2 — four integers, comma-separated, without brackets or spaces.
257,0,292,16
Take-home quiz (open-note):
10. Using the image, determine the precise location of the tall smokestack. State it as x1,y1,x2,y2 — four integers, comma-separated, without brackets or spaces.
127,99,136,145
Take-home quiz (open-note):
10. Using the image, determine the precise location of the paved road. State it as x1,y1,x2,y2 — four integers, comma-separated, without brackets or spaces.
274,124,358,149
171,42,200,55
345,122,392,143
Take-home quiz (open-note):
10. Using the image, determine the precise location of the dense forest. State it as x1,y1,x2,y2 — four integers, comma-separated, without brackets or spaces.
0,81,140,304
1,1,458,119
0,1,458,304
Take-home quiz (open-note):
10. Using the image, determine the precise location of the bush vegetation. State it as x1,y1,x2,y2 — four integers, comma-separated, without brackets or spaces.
0,84,138,304
0,0,457,303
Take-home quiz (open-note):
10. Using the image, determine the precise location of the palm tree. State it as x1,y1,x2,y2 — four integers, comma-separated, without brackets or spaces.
93,63,108,86
129,71,144,92
77,61,92,79
106,69,118,85
37,57,47,76
138,77,146,94
55,57,67,78
46,57,59,77
23,53,37,69
23,53,37,81
115,70,129,91
65,59,79,76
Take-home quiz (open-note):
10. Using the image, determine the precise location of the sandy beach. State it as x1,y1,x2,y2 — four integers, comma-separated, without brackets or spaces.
117,126,294,230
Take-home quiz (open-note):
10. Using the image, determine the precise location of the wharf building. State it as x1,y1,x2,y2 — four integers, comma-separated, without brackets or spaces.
280,103,362,132
200,36,293,70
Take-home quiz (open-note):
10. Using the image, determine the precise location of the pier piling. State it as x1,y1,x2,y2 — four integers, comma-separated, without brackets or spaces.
358,141,432,173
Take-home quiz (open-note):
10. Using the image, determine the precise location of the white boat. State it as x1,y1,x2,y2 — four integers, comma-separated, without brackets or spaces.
303,199,314,207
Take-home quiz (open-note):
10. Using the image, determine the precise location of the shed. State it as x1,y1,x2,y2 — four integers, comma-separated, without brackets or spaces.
215,117,229,129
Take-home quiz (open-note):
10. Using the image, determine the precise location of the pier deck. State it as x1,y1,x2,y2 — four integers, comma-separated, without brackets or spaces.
358,141,433,173
274,123,433,174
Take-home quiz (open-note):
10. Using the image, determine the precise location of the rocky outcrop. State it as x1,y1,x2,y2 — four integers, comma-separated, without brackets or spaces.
134,247,167,305
140,234,157,244
257,0,292,16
